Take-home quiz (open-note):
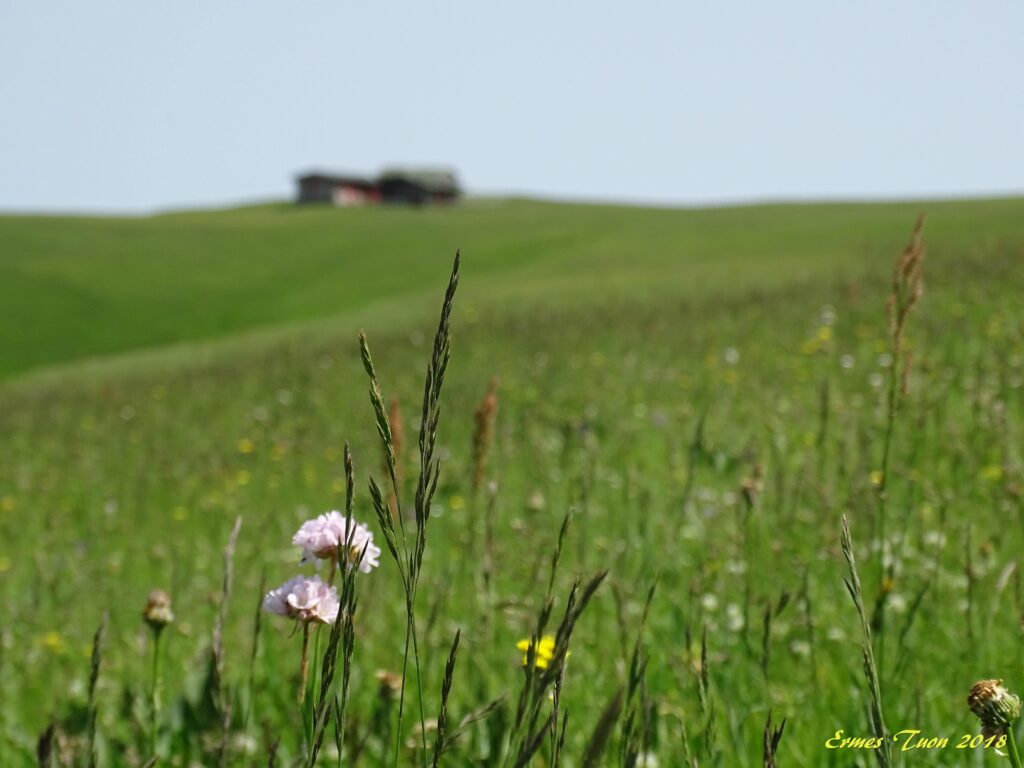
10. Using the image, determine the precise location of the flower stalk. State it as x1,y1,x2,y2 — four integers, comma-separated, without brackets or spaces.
143,590,173,757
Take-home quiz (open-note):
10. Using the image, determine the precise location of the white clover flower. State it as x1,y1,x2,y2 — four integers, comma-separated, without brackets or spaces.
790,639,812,657
263,575,340,624
888,592,908,613
725,603,745,632
292,510,381,573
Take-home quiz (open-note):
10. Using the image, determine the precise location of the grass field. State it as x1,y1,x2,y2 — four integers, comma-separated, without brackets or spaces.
2,197,1024,766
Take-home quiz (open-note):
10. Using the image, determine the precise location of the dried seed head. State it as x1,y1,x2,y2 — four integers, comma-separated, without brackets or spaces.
968,679,1021,736
740,462,764,507
471,378,499,492
375,669,403,702
143,590,174,631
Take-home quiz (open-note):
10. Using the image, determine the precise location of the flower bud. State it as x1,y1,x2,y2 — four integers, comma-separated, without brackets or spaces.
375,670,403,703
143,590,175,632
968,679,1022,737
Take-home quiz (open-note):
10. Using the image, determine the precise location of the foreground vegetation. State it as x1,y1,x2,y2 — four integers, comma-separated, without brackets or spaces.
2,198,1024,766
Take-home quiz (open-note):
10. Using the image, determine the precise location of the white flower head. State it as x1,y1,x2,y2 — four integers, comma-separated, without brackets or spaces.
292,510,381,573
263,575,340,624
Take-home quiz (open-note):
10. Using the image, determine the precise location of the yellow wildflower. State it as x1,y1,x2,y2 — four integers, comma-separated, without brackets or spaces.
870,470,884,487
981,464,1003,483
39,631,64,654
237,438,255,454
450,495,465,511
516,635,558,669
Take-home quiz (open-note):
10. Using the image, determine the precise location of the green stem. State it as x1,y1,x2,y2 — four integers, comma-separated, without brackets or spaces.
299,622,311,704
149,629,163,757
1008,727,1023,768
311,624,323,705
409,613,428,767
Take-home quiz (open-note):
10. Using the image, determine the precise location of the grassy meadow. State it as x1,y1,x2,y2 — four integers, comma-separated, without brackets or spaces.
2,197,1024,766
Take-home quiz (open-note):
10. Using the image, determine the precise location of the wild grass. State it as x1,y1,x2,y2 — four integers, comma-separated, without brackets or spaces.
1,200,1024,765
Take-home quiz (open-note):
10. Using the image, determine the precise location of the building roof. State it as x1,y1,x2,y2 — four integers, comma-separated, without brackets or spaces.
297,171,375,187
378,168,460,195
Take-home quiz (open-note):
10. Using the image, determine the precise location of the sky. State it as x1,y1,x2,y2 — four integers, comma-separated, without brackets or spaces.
1,1,1022,213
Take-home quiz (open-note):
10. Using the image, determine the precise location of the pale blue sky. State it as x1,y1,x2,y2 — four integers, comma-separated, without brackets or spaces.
1,2,1021,212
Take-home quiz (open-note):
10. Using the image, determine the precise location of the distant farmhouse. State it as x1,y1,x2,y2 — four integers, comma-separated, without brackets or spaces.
296,168,460,207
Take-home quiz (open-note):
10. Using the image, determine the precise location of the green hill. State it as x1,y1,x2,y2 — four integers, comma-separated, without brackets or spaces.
4,196,1024,382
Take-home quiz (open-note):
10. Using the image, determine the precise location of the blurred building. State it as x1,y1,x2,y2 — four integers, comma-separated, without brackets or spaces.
296,168,460,206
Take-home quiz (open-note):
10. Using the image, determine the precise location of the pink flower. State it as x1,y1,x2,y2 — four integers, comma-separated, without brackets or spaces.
262,575,340,624
292,510,381,573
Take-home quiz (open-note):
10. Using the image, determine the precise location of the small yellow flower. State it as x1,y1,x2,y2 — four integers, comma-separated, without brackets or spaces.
237,437,255,454
981,464,1004,483
817,326,832,342
450,495,465,511
516,635,557,669
800,338,819,355
39,631,64,654
870,470,884,487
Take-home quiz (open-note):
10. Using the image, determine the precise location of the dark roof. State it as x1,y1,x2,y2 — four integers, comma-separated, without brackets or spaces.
378,168,460,195
297,172,375,186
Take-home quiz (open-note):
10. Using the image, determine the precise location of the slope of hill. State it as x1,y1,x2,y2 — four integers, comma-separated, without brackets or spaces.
4,196,1023,383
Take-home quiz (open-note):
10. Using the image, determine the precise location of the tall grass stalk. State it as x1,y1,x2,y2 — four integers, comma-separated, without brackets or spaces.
581,688,623,768
430,629,461,767
696,626,717,761
86,612,108,768
244,567,267,730
507,515,607,766
620,582,657,768
873,215,925,667
308,443,360,767
762,711,785,768
361,251,460,767
841,515,892,768
214,515,243,767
